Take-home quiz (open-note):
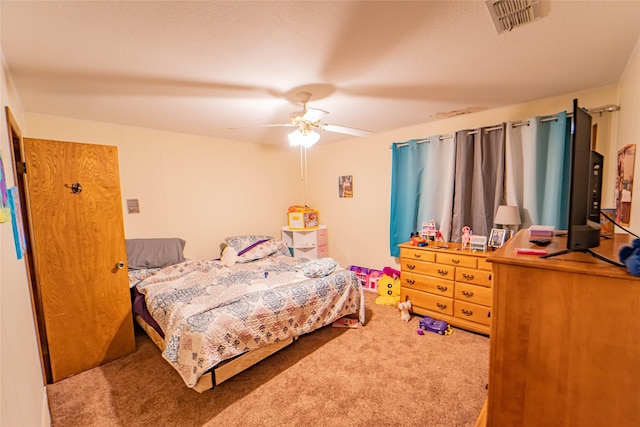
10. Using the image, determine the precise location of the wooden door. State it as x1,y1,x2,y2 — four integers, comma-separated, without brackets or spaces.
23,138,135,382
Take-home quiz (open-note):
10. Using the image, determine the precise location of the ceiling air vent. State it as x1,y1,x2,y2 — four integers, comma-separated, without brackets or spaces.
486,0,542,33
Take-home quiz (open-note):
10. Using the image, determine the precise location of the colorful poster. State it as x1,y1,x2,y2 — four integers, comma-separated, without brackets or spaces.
7,186,26,259
0,151,10,223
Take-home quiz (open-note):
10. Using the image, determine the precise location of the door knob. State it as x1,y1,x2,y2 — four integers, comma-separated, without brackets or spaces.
116,261,125,270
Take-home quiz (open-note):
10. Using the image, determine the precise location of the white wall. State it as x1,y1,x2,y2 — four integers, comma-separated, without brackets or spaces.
0,54,51,427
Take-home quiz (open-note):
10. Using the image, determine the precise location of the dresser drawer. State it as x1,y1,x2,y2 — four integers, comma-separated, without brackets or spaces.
403,287,454,316
478,258,492,271
455,282,492,307
454,300,491,326
401,271,454,298
436,252,477,269
400,247,436,263
455,266,492,287
400,259,454,279
316,229,328,246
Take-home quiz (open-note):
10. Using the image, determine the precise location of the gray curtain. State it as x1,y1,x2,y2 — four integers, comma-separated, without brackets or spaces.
450,125,505,242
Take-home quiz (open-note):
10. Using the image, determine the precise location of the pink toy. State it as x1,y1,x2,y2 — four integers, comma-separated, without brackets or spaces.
420,220,438,241
365,270,382,291
461,226,472,250
383,266,401,279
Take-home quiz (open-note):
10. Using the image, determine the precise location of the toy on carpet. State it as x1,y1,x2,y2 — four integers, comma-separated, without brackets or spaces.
418,315,453,335
619,237,640,276
375,266,402,305
349,265,383,292
398,299,412,322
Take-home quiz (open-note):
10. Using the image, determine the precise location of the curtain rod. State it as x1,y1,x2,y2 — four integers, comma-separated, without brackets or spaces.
393,126,502,148
391,103,620,148
511,104,620,128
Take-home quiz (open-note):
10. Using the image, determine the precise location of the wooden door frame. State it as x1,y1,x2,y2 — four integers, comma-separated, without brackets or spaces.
4,107,51,383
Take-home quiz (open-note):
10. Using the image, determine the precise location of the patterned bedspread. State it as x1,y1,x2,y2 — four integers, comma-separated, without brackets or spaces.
136,256,365,388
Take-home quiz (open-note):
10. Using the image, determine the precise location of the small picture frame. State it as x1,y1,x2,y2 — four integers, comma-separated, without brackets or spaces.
600,208,615,238
489,228,507,248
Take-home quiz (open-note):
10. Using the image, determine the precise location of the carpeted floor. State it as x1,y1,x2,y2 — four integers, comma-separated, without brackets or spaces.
47,292,489,427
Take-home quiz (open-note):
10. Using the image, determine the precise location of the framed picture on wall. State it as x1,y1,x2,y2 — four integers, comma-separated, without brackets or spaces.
338,175,353,198
615,144,635,226
489,228,507,248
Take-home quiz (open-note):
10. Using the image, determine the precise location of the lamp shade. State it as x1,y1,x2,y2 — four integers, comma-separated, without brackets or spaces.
494,205,521,226
288,129,320,147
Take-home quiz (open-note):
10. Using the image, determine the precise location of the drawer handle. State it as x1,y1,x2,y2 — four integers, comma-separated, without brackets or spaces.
452,259,460,264
413,253,422,259
436,285,448,292
407,264,416,270
437,269,448,277
461,309,474,316
436,303,448,310
462,273,475,281
461,290,474,298
407,279,415,285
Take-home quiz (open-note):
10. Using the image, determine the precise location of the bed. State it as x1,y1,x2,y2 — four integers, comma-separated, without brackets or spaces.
127,236,365,392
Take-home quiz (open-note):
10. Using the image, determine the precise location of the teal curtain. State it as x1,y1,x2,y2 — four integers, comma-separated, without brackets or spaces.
390,140,425,257
389,136,456,256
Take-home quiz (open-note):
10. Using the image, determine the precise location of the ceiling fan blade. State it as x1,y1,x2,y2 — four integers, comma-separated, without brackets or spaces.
229,123,296,130
320,124,372,138
303,107,328,122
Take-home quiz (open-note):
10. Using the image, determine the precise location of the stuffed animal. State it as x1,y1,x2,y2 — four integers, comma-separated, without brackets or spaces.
375,273,401,305
220,245,238,267
619,237,640,276
398,300,412,322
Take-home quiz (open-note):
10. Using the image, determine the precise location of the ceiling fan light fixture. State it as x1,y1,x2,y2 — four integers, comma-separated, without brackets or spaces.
288,129,320,147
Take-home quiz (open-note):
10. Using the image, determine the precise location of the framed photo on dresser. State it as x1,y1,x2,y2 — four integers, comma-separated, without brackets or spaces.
489,228,507,248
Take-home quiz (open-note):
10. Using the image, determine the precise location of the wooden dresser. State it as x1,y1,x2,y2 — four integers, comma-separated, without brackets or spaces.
398,242,493,335
484,230,640,427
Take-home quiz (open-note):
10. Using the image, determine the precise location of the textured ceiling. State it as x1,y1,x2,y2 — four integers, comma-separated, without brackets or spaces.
1,1,639,147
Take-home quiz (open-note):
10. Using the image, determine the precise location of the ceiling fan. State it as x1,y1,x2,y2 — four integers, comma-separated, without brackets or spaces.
243,91,373,146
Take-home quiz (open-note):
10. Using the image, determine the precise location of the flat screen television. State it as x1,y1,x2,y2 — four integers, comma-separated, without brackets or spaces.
542,99,605,259
567,98,602,250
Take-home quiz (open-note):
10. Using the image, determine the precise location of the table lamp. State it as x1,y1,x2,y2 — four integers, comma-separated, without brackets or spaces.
494,205,521,239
